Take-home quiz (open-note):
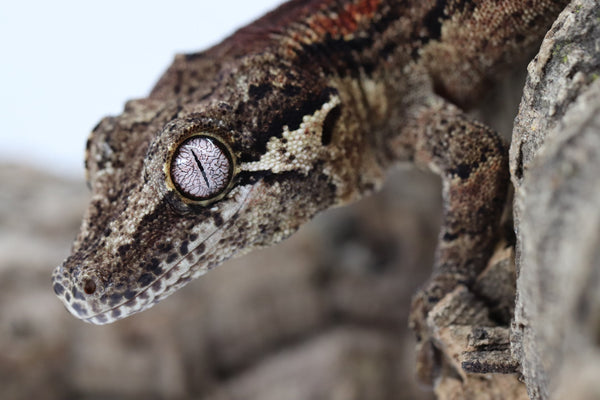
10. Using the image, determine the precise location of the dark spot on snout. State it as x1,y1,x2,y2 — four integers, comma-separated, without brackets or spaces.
53,282,64,296
109,293,123,306
71,302,87,316
195,243,206,255
180,240,189,255
123,289,136,300
72,288,85,300
146,258,162,275
166,253,178,263
138,273,154,286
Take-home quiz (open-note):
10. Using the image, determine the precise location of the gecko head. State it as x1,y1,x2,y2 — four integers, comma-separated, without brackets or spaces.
51,77,364,324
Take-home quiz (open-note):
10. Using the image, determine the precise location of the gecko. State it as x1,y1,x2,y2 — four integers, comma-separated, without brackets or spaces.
51,0,567,379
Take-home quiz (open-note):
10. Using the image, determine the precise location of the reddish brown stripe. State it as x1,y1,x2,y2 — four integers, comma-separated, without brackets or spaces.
304,0,381,40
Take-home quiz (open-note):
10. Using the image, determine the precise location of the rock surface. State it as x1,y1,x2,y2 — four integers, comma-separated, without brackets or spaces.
509,1,600,399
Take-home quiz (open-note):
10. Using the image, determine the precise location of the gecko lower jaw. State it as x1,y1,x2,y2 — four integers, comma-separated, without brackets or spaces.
53,185,255,324
82,266,210,325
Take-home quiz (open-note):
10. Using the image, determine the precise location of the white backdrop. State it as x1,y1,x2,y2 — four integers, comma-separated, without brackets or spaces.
1,0,282,178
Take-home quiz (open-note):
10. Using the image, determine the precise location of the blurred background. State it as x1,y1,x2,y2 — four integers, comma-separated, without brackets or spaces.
1,1,523,399
2,0,282,178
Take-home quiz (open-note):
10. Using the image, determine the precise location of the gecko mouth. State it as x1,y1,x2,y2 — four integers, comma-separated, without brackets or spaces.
54,185,255,325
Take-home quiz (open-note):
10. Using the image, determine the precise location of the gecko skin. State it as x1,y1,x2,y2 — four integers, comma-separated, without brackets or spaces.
53,0,566,338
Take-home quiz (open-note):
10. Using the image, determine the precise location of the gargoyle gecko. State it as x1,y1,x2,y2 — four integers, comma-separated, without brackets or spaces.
52,0,567,376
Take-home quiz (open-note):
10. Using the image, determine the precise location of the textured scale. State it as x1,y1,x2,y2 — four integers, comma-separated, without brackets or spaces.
51,0,567,376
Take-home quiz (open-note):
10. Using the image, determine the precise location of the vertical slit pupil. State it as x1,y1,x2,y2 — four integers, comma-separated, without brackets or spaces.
171,135,233,200
191,149,211,188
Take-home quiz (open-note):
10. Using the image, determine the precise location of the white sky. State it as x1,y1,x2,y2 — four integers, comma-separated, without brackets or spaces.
1,1,282,179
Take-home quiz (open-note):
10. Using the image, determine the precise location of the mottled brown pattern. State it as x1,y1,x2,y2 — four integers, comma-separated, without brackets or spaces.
52,0,566,380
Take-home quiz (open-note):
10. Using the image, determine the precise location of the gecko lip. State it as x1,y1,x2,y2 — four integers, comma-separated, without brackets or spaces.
54,185,255,325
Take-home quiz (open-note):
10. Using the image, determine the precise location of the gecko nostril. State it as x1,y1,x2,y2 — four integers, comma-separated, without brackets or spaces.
83,278,97,295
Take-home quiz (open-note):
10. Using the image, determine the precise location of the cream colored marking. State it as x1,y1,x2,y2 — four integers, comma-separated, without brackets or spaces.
241,95,341,174
361,78,388,119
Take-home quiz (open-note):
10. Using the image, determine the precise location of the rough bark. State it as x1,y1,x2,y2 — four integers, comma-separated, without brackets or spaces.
510,1,600,399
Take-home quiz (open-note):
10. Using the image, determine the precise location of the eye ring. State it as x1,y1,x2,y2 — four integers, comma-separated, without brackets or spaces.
167,134,235,204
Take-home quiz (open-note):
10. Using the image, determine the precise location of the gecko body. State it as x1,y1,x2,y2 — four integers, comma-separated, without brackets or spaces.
52,0,566,369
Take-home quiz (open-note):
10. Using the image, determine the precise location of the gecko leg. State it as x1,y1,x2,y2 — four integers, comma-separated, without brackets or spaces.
406,100,509,383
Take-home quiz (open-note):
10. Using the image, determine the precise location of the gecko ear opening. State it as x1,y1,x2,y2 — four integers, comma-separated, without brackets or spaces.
167,134,235,204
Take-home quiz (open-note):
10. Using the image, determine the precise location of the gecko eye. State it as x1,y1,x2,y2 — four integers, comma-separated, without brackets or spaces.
170,135,233,201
